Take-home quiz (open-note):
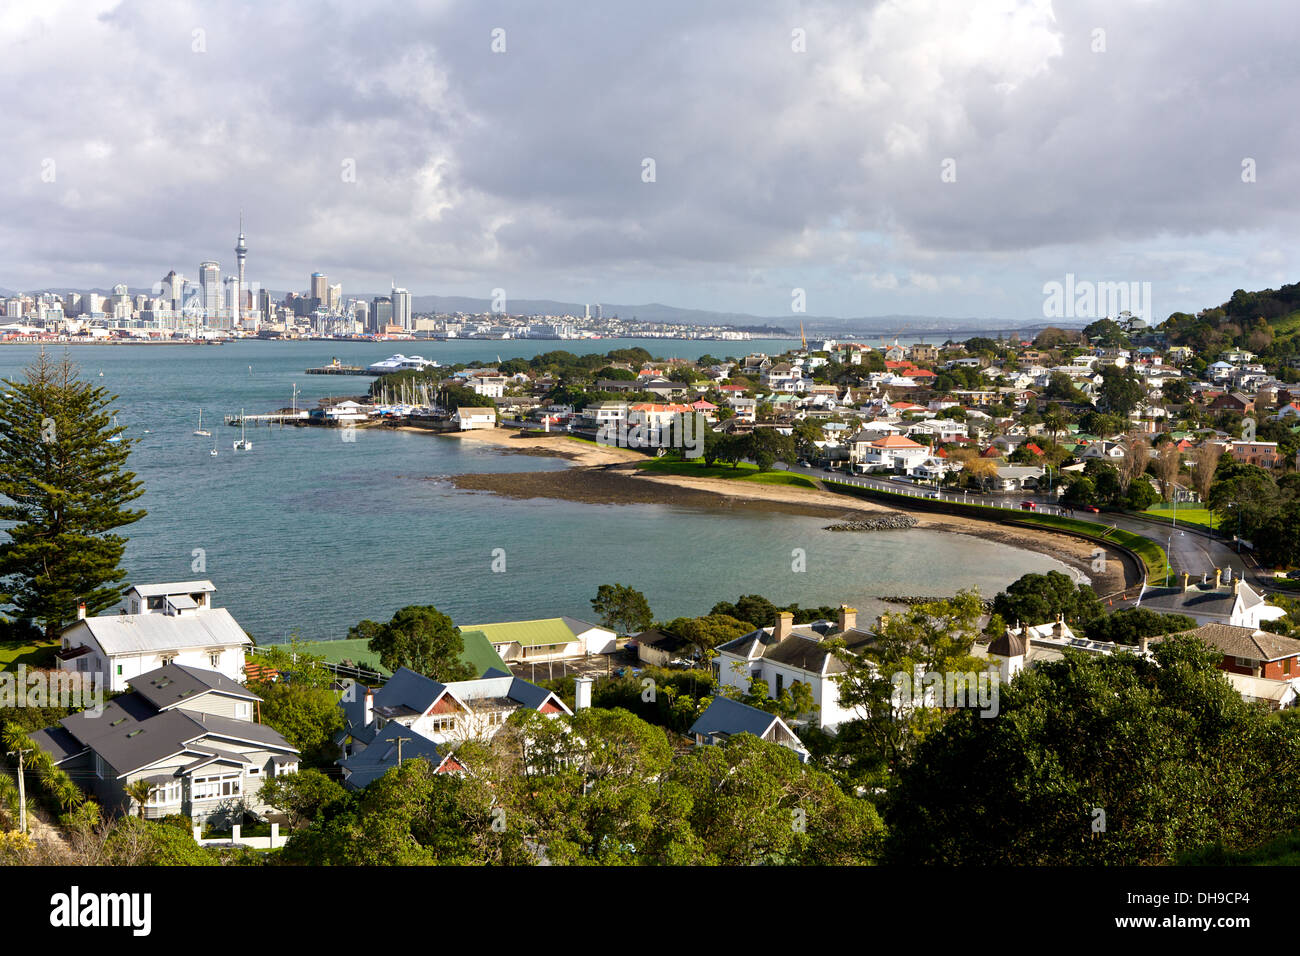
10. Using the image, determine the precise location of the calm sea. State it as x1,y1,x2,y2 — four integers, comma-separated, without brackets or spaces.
0,338,1067,641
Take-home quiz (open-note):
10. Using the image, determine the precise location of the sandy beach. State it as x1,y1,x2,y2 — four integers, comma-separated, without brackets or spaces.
439,429,1135,594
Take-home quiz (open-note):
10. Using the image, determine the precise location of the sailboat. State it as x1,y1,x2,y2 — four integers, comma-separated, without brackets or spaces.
233,409,252,451
194,409,211,437
107,414,122,444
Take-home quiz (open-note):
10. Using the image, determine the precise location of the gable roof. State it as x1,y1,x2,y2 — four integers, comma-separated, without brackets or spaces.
66,607,251,655
688,696,780,740
131,662,260,711
338,726,444,789
467,617,588,648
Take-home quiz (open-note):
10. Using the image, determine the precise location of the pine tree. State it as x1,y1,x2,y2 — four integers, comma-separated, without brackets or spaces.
0,350,145,639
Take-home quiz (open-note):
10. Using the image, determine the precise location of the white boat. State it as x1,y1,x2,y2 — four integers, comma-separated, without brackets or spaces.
233,409,252,451
194,409,211,437
366,354,440,374
107,414,122,444
210,435,218,457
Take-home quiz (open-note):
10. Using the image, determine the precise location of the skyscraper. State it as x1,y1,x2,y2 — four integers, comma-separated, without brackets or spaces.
372,295,392,333
234,216,248,328
310,272,327,306
391,283,411,330
199,261,220,324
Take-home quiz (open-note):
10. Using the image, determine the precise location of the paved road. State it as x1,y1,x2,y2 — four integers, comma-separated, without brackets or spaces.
783,464,1263,593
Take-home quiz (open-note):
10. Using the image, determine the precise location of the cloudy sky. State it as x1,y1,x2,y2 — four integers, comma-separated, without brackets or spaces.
1,0,1295,322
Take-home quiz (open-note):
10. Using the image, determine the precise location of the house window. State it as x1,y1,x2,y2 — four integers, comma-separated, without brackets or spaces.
147,596,166,611
191,773,242,800
235,702,250,720
116,664,123,676
146,780,182,805
1287,658,1294,675
209,652,220,668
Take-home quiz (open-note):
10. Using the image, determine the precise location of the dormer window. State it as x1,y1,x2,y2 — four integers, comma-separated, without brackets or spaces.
146,596,165,611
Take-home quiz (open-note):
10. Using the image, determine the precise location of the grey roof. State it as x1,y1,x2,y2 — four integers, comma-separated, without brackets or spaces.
27,725,85,765
689,696,779,740
127,581,216,597
131,663,260,712
37,684,298,778
717,623,875,675
1139,586,1236,620
559,616,606,635
65,607,251,655
1179,623,1300,662
338,727,443,789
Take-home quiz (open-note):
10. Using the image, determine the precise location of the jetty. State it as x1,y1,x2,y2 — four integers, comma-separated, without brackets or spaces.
224,411,310,426
305,357,371,375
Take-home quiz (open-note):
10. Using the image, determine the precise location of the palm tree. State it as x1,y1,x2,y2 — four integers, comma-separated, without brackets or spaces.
123,780,156,819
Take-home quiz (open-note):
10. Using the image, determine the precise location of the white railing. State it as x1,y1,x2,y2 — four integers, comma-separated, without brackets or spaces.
193,822,287,850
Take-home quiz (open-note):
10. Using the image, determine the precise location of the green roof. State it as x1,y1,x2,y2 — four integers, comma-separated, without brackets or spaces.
457,630,511,675
466,618,581,649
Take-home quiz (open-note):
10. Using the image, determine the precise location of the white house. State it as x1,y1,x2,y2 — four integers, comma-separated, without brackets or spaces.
452,406,496,430
715,607,873,731
57,581,251,692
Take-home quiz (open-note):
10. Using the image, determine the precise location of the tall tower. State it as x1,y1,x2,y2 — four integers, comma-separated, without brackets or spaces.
234,214,248,328
199,261,220,326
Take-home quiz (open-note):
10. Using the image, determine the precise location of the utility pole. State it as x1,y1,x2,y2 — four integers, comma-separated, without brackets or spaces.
6,748,32,835
388,733,413,767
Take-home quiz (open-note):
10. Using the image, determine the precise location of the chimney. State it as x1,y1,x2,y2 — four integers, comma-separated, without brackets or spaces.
774,611,794,641
838,605,857,633
1139,635,1149,654
574,677,593,711
1214,568,1222,590
363,688,374,726
1233,578,1241,596
76,602,86,621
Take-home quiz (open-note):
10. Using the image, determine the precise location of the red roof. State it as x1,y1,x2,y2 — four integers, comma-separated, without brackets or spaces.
1025,442,1045,456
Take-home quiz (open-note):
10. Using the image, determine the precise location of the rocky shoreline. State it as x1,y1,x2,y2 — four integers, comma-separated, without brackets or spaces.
824,514,918,532
879,594,996,610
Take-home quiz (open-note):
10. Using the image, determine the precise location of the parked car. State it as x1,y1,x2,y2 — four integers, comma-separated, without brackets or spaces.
624,639,639,652
1083,505,1100,513
1020,500,1037,510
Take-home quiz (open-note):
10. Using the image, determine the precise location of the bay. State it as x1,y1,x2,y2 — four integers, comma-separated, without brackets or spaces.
0,338,1068,642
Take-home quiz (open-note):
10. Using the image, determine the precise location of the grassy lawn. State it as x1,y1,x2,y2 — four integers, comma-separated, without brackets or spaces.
636,459,817,488
0,640,58,671
1142,503,1217,531
1181,830,1300,866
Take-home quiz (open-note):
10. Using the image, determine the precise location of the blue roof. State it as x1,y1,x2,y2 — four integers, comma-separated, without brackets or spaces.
338,726,442,789
688,696,779,740
373,667,446,715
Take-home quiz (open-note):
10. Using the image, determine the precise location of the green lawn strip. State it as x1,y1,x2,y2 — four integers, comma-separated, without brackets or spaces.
1180,830,1300,866
635,459,816,488
1141,504,1218,531
821,479,1169,582
0,640,58,670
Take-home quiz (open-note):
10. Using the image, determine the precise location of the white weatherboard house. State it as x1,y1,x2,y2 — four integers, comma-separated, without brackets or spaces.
452,406,496,430
715,606,874,731
57,581,251,692
30,663,299,823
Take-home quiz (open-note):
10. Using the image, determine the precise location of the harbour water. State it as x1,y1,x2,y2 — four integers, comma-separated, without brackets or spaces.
0,339,1070,642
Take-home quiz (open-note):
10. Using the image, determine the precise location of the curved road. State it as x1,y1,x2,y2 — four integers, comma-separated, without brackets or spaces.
781,464,1265,595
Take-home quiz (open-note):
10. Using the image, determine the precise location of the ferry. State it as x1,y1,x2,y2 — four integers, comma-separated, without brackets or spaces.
365,354,441,374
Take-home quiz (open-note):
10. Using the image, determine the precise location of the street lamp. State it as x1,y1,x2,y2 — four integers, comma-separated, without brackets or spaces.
1166,533,1173,588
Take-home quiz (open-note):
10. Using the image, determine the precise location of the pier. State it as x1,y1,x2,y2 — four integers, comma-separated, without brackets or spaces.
224,411,311,426
305,358,373,375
